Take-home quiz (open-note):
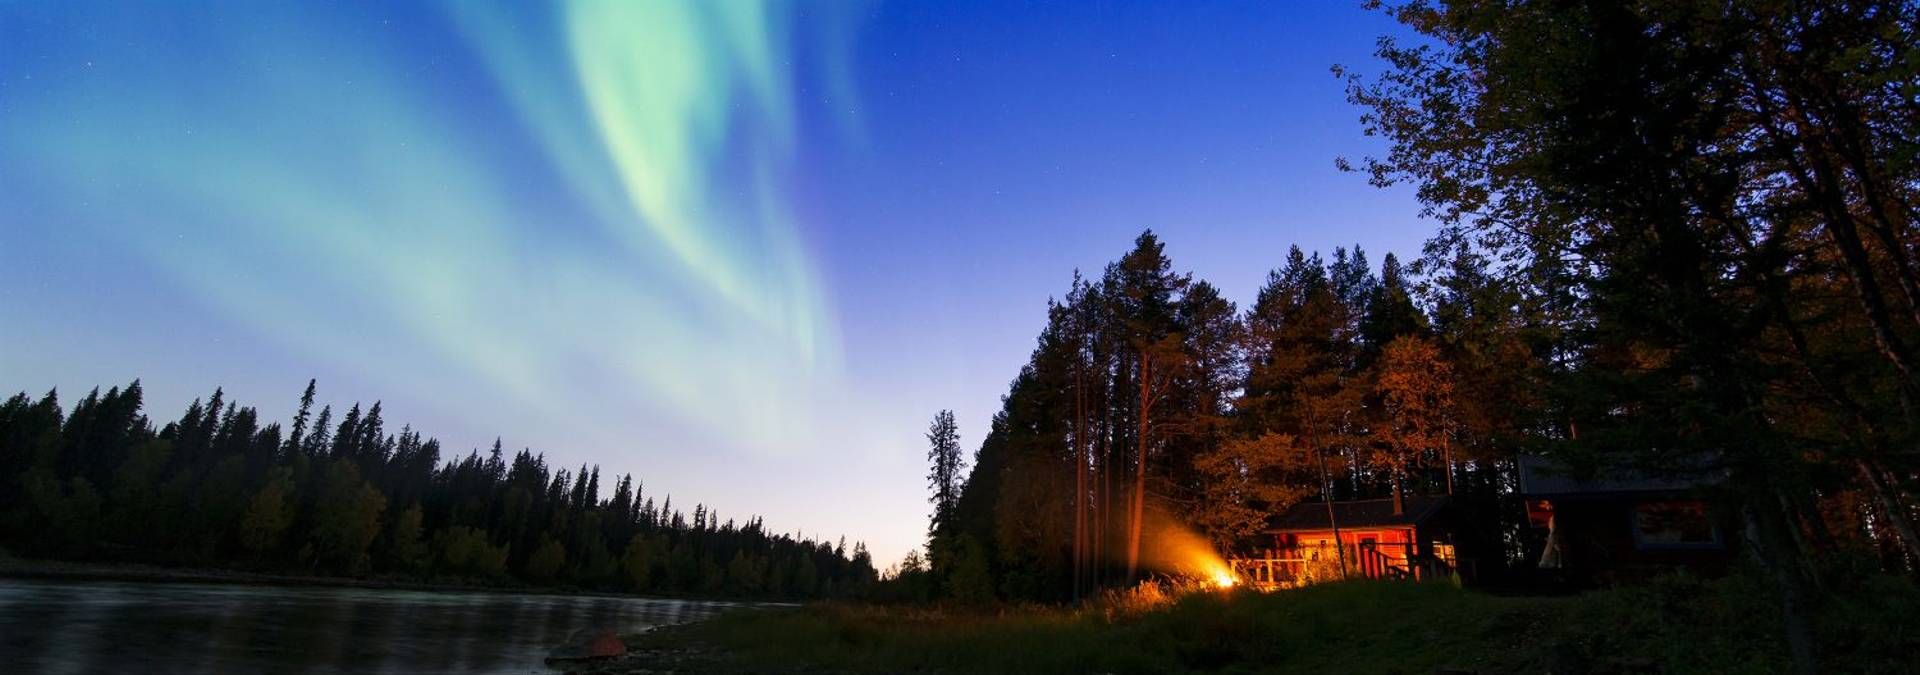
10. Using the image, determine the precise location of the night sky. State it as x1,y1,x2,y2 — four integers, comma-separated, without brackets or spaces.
0,1,1426,564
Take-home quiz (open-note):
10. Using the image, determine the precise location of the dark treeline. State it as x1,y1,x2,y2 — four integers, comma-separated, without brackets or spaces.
921,3,1920,670
0,380,877,599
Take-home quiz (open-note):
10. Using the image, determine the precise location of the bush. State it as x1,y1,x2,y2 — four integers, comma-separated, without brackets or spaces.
526,538,566,581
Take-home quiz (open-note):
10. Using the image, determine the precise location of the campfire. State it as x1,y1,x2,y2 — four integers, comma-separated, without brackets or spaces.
1139,514,1240,590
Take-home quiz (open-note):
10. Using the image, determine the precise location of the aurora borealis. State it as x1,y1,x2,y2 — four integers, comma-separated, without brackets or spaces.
0,2,1425,562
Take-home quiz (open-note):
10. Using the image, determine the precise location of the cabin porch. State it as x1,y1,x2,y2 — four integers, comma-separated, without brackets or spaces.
1228,495,1465,589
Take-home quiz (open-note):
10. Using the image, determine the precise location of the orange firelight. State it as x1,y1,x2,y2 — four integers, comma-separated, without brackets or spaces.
1136,504,1241,591
1147,517,1239,589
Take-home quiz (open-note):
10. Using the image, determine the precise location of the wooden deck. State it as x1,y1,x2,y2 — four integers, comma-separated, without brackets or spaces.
1229,543,1460,590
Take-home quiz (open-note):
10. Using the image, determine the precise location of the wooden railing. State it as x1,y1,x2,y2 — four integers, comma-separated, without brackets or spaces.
1356,542,1405,580
1229,543,1460,589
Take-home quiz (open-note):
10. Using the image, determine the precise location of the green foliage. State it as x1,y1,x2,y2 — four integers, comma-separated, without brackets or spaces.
387,503,428,572
1191,433,1312,545
197,455,250,553
793,553,820,597
432,526,508,579
107,439,172,544
19,470,102,553
567,531,617,584
942,534,994,604
313,461,386,573
621,533,657,590
1339,1,1920,666
239,468,295,556
526,537,566,582
698,553,727,595
727,550,763,595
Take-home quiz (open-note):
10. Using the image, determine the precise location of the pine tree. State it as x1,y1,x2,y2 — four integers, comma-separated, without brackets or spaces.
924,410,964,540
286,380,316,455
1114,230,1191,581
329,403,361,460
303,405,332,459
585,466,601,509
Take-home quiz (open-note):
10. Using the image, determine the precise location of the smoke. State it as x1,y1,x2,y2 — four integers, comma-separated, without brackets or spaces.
1136,504,1237,587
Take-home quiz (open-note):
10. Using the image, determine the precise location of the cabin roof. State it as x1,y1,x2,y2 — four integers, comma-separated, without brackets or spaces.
1517,455,1714,497
1266,495,1450,533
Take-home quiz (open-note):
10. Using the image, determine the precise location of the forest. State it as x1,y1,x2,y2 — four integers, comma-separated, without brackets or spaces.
0,380,878,599
910,2,1920,670
915,231,1551,604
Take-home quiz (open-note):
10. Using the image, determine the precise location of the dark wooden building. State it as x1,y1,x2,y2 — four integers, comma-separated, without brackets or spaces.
1519,455,1734,586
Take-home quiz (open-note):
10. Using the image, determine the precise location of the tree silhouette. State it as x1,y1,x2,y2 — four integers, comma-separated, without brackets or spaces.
0,379,876,600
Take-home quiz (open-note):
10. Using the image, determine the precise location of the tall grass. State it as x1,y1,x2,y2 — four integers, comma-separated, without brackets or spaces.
637,572,1918,674
1094,576,1220,620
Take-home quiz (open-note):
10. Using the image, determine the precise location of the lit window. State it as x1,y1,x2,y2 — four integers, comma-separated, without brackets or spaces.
1632,500,1719,549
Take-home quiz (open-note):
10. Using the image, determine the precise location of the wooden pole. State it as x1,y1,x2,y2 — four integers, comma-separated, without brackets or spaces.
1313,412,1347,580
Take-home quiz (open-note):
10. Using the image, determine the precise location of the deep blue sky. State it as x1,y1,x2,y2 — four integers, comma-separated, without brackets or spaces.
0,1,1426,564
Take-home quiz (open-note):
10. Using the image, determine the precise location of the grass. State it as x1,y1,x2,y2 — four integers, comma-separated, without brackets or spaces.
628,573,1919,674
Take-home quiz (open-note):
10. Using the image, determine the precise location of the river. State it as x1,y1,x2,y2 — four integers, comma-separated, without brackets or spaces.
0,578,748,674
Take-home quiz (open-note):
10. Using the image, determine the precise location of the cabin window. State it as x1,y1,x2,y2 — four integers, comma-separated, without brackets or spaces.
1525,499,1554,528
1631,500,1720,549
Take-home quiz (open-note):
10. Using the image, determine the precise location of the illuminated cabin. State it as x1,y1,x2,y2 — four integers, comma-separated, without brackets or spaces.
1231,495,1461,588
1519,455,1733,586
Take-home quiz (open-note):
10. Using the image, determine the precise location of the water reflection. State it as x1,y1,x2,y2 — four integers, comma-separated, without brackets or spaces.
0,579,747,674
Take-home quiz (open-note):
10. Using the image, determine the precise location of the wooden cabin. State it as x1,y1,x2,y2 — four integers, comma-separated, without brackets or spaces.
1519,455,1734,586
1231,495,1462,588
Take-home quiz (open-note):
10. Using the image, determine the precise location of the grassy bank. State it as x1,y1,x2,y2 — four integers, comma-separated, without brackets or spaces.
624,575,1916,674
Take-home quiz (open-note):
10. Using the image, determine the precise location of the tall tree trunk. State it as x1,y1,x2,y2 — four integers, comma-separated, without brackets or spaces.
1750,257,1920,563
1390,466,1405,515
1813,91,1920,327
1316,437,1348,579
1743,499,1820,675
1753,84,1918,379
1072,367,1087,600
1096,383,1111,589
1804,162,1917,379
1126,350,1150,582
1859,459,1920,564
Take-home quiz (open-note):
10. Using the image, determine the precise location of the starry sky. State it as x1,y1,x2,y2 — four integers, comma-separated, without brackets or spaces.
0,1,1426,565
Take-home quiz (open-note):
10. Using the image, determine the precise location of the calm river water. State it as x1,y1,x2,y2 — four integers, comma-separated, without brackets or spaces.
0,578,747,674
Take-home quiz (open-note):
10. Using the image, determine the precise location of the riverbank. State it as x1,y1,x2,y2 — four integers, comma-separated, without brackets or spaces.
595,575,1917,674
0,552,724,603
0,555,466,593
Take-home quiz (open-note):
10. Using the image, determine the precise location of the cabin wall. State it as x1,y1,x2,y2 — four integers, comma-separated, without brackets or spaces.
1275,528,1417,559
1278,527,1412,545
1536,496,1733,586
